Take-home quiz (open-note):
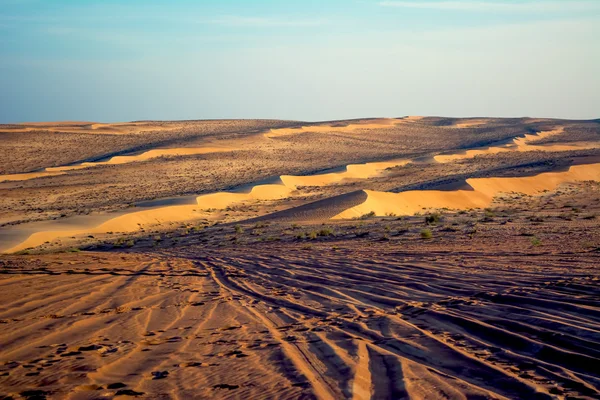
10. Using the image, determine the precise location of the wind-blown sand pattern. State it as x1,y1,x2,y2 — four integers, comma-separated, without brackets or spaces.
333,163,600,218
1,240,598,399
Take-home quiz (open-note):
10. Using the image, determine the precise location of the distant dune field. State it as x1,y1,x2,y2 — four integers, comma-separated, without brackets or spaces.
1,116,599,399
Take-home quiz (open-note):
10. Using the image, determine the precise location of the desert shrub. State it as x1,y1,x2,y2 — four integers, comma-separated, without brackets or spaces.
425,213,440,225
307,231,318,240
530,236,542,246
67,248,81,253
359,211,376,219
318,228,334,237
234,225,244,234
420,229,433,239
296,232,306,240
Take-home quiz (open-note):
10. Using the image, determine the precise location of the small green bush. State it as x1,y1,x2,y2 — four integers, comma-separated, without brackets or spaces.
318,228,334,237
359,211,376,219
420,229,433,239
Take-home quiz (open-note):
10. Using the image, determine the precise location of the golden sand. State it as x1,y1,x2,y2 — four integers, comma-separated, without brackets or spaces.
332,163,600,219
0,146,237,182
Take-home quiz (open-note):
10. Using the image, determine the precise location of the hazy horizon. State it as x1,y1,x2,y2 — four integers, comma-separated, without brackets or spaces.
1,0,599,123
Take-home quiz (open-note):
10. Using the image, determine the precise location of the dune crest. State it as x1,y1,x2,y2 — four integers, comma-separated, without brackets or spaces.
0,121,183,135
0,146,238,182
435,128,600,163
332,163,600,219
281,159,409,188
264,117,416,138
4,184,294,253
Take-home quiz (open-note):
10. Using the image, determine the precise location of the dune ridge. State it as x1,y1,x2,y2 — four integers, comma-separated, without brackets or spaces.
3,184,295,253
264,117,420,138
333,163,600,219
0,146,238,182
0,121,183,135
280,159,410,188
5,124,600,253
1,155,415,252
435,128,600,163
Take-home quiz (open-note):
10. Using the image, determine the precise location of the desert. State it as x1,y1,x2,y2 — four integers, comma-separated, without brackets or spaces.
2,0,600,398
0,116,599,399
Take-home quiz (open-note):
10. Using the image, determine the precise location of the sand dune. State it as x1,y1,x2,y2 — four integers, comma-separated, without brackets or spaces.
264,118,416,138
452,119,488,128
333,163,600,218
281,159,409,188
7,162,600,253
4,184,294,253
0,146,238,182
0,121,183,135
435,128,600,163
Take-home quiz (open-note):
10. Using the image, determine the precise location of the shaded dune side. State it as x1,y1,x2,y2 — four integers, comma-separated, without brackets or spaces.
280,159,409,188
333,163,600,219
250,190,369,223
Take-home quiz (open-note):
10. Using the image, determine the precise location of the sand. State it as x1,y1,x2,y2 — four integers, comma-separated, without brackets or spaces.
1,226,598,399
0,146,238,183
280,159,410,188
265,118,412,138
435,128,600,163
0,121,184,135
1,116,600,399
333,163,600,218
6,162,600,253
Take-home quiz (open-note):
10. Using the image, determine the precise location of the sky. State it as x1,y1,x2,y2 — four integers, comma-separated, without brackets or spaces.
0,0,599,123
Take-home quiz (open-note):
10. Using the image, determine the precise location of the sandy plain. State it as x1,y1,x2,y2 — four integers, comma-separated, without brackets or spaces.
0,116,599,399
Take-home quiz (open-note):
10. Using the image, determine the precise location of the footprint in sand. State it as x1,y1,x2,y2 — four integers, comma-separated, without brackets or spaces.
151,370,169,380
213,384,239,390
115,389,145,397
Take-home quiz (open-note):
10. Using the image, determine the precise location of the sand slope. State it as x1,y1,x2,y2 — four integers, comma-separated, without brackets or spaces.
280,159,409,188
265,117,420,138
0,121,183,135
435,128,600,163
333,163,600,218
3,184,294,253
0,146,238,182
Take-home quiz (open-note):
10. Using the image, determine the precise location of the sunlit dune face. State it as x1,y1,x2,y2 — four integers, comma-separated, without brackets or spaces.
333,163,600,219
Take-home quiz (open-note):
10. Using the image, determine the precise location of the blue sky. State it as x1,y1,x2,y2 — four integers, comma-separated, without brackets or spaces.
1,0,599,122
